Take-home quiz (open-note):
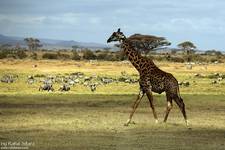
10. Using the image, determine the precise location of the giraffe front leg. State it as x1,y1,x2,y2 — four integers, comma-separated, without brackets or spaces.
124,90,144,126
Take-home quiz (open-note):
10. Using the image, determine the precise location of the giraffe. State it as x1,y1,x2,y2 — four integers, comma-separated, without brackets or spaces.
107,28,189,126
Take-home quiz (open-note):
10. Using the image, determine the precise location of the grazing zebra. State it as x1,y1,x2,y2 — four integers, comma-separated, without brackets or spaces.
39,84,54,92
59,84,70,91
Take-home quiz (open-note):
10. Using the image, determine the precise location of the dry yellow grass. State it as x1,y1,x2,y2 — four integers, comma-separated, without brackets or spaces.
1,59,225,74
0,59,225,95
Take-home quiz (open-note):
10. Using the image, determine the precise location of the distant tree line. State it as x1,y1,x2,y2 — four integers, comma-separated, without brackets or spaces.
0,37,224,63
0,44,27,59
0,47,224,63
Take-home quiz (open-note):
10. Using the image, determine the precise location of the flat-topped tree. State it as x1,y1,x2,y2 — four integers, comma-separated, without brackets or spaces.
178,41,197,62
107,28,189,126
127,34,171,55
24,38,42,51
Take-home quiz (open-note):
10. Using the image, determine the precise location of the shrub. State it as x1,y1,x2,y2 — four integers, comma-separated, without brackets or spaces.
170,57,185,63
191,54,207,62
114,51,127,61
150,55,166,61
72,50,81,60
31,52,38,60
97,52,108,60
105,54,116,61
0,49,27,59
82,49,96,60
57,52,71,60
0,50,8,59
16,50,27,59
209,58,219,63
42,53,58,59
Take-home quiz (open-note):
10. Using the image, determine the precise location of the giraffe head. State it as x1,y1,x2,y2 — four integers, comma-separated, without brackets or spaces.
107,28,126,43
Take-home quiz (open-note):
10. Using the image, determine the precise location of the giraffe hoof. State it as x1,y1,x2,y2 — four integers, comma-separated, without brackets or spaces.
130,121,136,124
124,123,129,126
124,119,131,126
185,120,192,129
186,120,190,126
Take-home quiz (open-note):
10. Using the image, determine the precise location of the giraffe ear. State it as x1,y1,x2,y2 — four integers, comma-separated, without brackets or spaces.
117,28,121,32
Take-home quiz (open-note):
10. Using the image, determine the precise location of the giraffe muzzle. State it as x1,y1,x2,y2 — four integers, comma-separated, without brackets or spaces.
107,38,112,43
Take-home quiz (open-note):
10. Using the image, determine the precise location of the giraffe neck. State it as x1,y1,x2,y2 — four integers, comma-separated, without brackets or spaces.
121,39,155,72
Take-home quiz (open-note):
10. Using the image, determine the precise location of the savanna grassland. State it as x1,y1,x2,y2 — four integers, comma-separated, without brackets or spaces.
0,59,225,150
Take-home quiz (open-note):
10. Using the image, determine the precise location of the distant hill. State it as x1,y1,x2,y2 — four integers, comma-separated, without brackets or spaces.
0,34,110,50
0,34,23,45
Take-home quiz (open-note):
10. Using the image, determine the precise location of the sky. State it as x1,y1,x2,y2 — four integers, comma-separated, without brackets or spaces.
0,0,225,50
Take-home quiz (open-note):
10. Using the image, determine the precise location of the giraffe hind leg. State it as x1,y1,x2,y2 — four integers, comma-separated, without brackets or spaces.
146,90,158,123
163,93,173,123
173,95,189,126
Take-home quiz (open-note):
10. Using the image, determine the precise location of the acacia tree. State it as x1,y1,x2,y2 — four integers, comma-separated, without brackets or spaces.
127,34,171,55
24,38,42,51
177,41,196,62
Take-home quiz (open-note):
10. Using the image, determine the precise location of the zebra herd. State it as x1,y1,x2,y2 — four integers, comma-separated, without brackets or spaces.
1,72,224,92
1,74,18,83
0,71,139,92
194,73,225,84
36,71,139,92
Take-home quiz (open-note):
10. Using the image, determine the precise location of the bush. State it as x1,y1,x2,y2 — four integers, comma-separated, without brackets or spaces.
57,52,70,60
0,50,8,59
16,50,27,59
209,58,218,63
191,54,207,62
72,50,81,60
82,49,96,60
105,54,116,61
97,52,108,60
0,49,27,59
170,57,185,63
114,51,127,61
96,51,115,61
31,52,38,60
42,53,58,59
205,50,222,56
150,55,167,61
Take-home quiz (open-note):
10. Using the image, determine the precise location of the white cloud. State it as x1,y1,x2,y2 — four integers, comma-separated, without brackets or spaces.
43,13,80,25
0,14,46,24
0,12,103,27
